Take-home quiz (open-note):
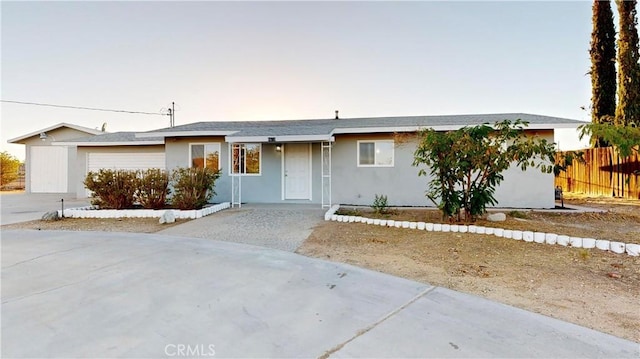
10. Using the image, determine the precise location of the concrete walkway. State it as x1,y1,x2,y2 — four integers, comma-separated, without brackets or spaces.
158,204,325,252
2,230,637,358
0,192,90,225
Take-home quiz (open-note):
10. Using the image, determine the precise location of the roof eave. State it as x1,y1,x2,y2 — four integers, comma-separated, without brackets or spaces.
7,123,104,143
225,134,334,143
332,123,582,135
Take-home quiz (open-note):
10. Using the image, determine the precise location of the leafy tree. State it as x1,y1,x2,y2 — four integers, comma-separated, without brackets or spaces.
615,0,640,126
1,151,21,186
590,0,617,146
413,120,556,223
579,122,640,157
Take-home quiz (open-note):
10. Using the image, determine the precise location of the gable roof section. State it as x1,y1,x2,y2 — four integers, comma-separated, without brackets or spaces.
8,122,104,144
53,132,164,146
136,113,586,143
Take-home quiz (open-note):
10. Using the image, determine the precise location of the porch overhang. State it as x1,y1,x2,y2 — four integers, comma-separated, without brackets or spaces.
136,130,237,138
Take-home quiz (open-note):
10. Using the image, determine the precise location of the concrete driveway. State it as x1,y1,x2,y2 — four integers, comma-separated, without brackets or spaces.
2,230,637,358
0,193,90,225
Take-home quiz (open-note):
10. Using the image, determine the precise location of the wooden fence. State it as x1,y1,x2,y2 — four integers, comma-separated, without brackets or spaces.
555,147,639,199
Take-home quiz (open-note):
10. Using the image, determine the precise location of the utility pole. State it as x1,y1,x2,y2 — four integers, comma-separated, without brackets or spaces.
165,101,176,127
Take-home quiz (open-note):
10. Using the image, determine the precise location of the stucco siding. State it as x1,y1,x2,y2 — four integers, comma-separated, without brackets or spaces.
332,134,427,207
71,129,555,207
493,130,555,208
331,131,556,209
164,138,322,204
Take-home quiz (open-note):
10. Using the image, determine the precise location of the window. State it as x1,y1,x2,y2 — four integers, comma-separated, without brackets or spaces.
230,143,261,175
358,140,394,167
190,143,221,170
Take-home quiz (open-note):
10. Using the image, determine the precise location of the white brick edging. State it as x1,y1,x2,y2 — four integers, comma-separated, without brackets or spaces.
59,202,231,220
325,206,640,257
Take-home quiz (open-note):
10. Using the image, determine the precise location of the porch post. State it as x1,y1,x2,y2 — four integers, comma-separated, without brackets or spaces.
230,142,242,208
321,141,332,208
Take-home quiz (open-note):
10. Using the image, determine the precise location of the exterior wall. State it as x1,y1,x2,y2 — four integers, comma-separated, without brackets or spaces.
21,127,99,194
331,134,427,207
493,130,555,208
164,137,322,204
331,130,556,209
75,145,165,198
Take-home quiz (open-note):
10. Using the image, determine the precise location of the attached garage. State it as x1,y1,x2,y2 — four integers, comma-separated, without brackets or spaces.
30,146,69,193
7,123,104,194
72,138,165,197
87,152,165,172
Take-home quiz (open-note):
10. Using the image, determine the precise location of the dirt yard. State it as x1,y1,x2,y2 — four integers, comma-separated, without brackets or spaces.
1,217,186,233
297,195,640,343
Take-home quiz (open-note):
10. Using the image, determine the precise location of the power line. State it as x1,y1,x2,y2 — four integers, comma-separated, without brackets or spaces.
1,99,169,116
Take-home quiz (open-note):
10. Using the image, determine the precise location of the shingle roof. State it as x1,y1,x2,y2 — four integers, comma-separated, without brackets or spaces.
139,113,585,139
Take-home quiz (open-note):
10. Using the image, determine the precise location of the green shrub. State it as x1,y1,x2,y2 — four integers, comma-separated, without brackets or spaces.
371,194,390,214
84,169,138,209
171,167,221,210
136,169,170,209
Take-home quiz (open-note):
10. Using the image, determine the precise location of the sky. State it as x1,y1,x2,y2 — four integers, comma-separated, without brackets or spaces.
2,0,633,161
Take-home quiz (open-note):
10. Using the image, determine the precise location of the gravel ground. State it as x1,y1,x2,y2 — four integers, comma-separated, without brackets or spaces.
156,204,325,252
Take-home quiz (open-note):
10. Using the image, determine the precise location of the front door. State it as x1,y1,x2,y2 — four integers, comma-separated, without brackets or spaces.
284,144,311,199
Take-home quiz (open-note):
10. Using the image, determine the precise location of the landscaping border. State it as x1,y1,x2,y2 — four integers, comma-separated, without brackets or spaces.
59,202,231,220
323,205,640,257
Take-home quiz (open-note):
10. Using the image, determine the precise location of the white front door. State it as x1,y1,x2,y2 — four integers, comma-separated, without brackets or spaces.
284,144,311,200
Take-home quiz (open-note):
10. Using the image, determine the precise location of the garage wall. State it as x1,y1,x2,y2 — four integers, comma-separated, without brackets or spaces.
75,145,165,198
29,146,68,192
87,152,165,172
22,127,101,194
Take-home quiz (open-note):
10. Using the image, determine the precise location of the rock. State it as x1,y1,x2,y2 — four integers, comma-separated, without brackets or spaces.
625,243,639,256
487,212,506,222
159,210,175,224
42,211,60,221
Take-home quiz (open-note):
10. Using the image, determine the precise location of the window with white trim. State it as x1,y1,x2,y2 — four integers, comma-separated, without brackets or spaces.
230,143,261,175
190,143,221,170
357,140,394,167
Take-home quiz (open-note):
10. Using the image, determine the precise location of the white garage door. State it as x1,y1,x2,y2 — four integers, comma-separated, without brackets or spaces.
87,152,165,172
30,146,68,193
